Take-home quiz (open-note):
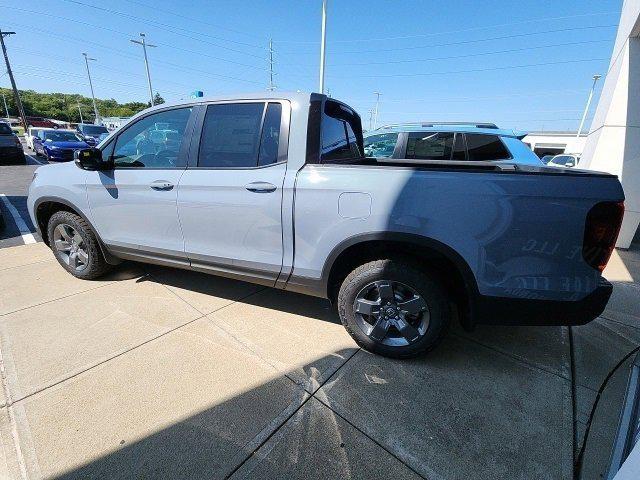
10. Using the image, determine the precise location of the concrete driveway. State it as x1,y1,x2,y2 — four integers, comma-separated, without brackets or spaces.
0,242,636,479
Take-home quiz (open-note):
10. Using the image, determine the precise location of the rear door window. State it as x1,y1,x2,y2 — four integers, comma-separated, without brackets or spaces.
405,132,454,160
198,102,283,168
465,134,511,161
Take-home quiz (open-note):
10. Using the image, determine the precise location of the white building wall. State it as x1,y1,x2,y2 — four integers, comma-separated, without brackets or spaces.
581,0,640,248
523,133,586,156
580,0,640,248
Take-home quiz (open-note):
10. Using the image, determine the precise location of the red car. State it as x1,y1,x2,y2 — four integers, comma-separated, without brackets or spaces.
25,117,58,129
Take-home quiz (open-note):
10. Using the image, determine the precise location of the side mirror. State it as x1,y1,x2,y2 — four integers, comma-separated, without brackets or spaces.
75,148,110,170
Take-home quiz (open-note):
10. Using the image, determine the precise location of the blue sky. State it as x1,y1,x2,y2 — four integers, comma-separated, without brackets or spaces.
0,0,622,131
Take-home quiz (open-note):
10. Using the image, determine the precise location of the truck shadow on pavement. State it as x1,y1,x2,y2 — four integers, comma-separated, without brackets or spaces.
40,262,577,480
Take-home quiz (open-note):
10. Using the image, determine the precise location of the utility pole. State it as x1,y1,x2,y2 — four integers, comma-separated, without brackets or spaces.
373,92,381,129
0,31,28,130
576,74,601,137
2,92,9,118
82,53,100,124
77,102,84,124
319,0,328,94
268,38,276,91
131,33,156,106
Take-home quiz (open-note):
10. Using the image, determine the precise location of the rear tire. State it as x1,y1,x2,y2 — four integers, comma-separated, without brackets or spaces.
337,258,451,358
47,211,111,280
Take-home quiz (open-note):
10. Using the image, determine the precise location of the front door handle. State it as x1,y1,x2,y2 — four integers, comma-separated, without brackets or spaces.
245,182,276,193
150,181,174,191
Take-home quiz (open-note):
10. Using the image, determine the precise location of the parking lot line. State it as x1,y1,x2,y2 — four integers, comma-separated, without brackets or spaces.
0,194,36,244
25,153,45,166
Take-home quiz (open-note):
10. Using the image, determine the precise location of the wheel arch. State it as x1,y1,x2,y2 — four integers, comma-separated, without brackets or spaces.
34,196,121,265
322,232,480,328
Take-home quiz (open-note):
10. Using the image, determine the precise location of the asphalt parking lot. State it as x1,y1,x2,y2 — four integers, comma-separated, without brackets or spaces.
1,148,639,479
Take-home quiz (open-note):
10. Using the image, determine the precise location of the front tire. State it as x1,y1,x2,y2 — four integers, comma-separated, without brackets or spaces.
337,258,451,358
47,211,111,279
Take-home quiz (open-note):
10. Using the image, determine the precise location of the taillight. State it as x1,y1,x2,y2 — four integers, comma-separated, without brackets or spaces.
583,201,625,272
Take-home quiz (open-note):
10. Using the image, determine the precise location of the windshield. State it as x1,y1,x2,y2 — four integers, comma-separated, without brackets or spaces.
550,155,574,166
81,125,109,135
364,133,398,158
0,123,12,134
44,131,84,142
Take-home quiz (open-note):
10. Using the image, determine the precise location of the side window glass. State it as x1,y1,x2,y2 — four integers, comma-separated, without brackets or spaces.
258,103,282,166
112,107,192,168
101,139,115,161
406,132,454,160
198,103,264,168
466,134,511,161
364,133,398,158
321,100,362,162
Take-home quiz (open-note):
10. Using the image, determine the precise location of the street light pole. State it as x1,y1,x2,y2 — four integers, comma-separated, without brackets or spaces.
268,38,275,91
0,30,28,130
77,102,84,124
319,0,328,94
131,33,157,106
82,53,100,124
373,92,381,129
576,74,602,138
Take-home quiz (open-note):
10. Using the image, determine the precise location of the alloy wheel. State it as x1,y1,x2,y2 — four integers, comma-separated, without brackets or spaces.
353,280,430,346
52,223,89,271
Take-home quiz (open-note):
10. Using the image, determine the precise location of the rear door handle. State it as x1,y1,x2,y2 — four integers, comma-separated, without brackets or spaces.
245,182,276,193
150,181,174,191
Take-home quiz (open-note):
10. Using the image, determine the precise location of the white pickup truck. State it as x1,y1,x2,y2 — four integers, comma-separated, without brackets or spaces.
28,92,625,358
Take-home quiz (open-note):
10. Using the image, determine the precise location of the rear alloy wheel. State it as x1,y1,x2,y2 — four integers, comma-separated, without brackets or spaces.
47,211,111,279
353,280,429,347
338,258,451,358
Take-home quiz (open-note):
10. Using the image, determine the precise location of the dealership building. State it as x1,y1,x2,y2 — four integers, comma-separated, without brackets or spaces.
581,0,640,248
522,131,587,158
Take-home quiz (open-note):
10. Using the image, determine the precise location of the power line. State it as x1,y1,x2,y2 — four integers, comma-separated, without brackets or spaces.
278,24,618,56
60,0,266,58
345,89,589,104
7,23,264,86
324,39,612,67
124,0,267,41
326,57,609,79
1,7,269,71
275,10,620,44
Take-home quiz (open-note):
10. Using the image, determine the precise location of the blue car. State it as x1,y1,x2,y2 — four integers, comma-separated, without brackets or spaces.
76,124,109,146
33,130,89,162
364,122,543,166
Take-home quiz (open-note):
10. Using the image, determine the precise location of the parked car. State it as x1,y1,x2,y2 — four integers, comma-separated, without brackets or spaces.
0,120,26,165
33,129,89,162
76,124,109,146
28,92,624,358
25,116,58,129
25,127,53,151
548,154,580,168
364,122,544,166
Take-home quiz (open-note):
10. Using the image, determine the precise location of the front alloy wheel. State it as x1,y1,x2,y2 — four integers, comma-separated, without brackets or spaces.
52,223,89,272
